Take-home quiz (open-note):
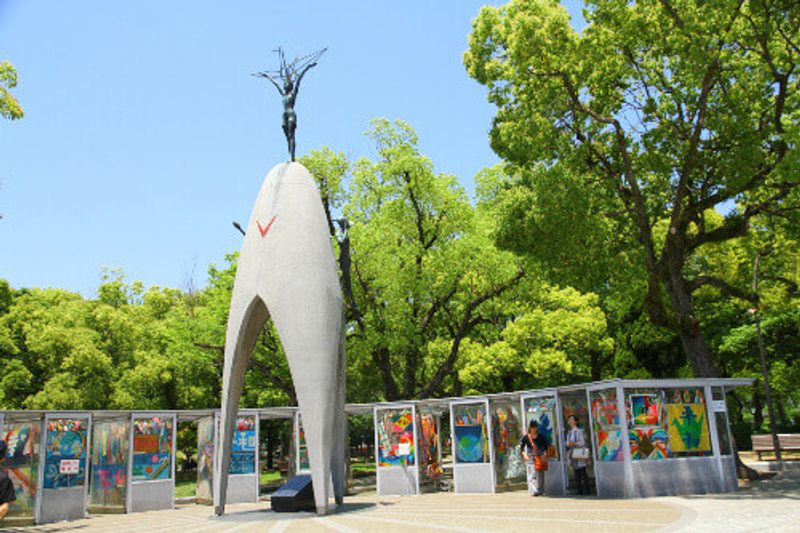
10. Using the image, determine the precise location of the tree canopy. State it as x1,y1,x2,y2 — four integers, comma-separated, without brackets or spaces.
464,0,799,377
0,61,24,120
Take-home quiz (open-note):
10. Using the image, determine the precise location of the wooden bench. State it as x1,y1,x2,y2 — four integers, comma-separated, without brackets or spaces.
752,434,800,460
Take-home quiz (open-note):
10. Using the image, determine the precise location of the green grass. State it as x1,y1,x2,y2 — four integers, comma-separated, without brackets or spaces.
350,462,376,474
260,470,284,484
175,470,197,498
173,470,286,499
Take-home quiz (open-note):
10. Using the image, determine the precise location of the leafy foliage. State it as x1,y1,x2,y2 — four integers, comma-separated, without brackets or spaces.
0,61,24,120
465,0,800,377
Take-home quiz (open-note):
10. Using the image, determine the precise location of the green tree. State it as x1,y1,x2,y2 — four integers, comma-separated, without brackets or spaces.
0,61,23,120
302,119,525,401
464,0,800,377
458,285,614,394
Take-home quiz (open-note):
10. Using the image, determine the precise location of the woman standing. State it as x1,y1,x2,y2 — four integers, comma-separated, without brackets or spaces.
520,420,548,496
566,415,590,495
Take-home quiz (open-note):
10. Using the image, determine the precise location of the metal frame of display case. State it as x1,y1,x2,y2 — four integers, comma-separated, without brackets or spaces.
415,405,444,492
35,412,92,524
126,411,177,513
374,403,419,496
619,382,731,497
293,411,310,475
213,409,260,504
0,412,43,525
449,397,495,494
584,381,632,497
519,389,567,495
0,377,752,524
88,415,130,514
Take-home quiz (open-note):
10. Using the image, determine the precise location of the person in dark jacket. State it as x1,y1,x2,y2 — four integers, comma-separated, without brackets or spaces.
520,420,548,496
0,440,17,521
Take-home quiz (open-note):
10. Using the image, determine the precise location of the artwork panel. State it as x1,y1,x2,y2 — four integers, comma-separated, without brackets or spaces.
132,452,171,481
230,416,257,475
668,388,706,405
595,428,624,462
133,417,173,454
667,404,711,453
418,413,441,481
89,420,128,507
196,418,214,501
43,418,88,489
297,420,310,471
561,396,590,429
133,435,159,454
524,398,558,458
132,416,173,480
452,404,486,426
491,402,524,480
591,391,620,431
454,424,485,463
232,429,257,453
229,452,256,475
377,409,415,467
629,428,668,460
452,403,489,464
3,423,39,516
630,394,661,427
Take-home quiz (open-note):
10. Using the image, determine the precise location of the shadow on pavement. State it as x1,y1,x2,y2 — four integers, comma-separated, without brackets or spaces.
678,470,800,501
210,501,383,523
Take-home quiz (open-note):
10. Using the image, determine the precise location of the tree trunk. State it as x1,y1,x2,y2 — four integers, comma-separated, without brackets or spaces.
452,371,463,397
663,241,721,378
266,421,275,470
590,349,603,381
669,280,720,377
753,388,764,429
677,315,720,377
777,399,788,429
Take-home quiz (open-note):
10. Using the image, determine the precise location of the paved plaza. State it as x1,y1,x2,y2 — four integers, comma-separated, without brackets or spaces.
6,470,799,533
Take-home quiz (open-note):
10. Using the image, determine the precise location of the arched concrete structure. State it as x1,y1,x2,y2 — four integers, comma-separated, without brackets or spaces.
213,162,346,516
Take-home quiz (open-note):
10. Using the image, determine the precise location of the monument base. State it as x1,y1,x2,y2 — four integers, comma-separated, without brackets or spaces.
271,475,315,512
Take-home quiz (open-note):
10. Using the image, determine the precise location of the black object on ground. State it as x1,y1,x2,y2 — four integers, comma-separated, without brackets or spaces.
271,475,315,512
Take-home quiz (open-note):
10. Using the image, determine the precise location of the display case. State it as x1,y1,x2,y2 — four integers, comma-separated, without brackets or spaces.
450,399,494,493
36,413,92,524
374,404,418,495
1,415,41,525
127,412,176,512
89,417,128,513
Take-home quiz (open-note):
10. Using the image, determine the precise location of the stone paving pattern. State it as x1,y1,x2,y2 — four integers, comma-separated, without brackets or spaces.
5,470,799,532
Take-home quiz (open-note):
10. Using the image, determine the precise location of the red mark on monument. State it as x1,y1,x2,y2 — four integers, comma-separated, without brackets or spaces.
257,216,277,238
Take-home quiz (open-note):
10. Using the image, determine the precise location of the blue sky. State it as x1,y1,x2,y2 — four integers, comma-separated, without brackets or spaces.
1,1,585,296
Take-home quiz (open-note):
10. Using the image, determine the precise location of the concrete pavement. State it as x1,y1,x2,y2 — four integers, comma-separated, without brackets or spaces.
5,469,798,532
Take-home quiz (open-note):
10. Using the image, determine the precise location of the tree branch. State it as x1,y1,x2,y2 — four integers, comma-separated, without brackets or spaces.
688,275,757,302
420,279,461,333
419,267,524,398
551,70,657,273
689,184,799,250
659,0,685,29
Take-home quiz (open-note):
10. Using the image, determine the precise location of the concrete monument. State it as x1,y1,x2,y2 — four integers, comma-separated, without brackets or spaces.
213,161,346,515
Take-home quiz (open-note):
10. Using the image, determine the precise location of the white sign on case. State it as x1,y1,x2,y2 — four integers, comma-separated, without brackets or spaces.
59,459,80,474
398,443,411,456
713,400,727,413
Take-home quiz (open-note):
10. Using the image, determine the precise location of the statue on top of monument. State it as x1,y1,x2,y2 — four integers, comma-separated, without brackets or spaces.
254,47,327,161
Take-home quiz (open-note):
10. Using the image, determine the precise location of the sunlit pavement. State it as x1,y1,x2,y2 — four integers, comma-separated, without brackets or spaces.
7,470,799,533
